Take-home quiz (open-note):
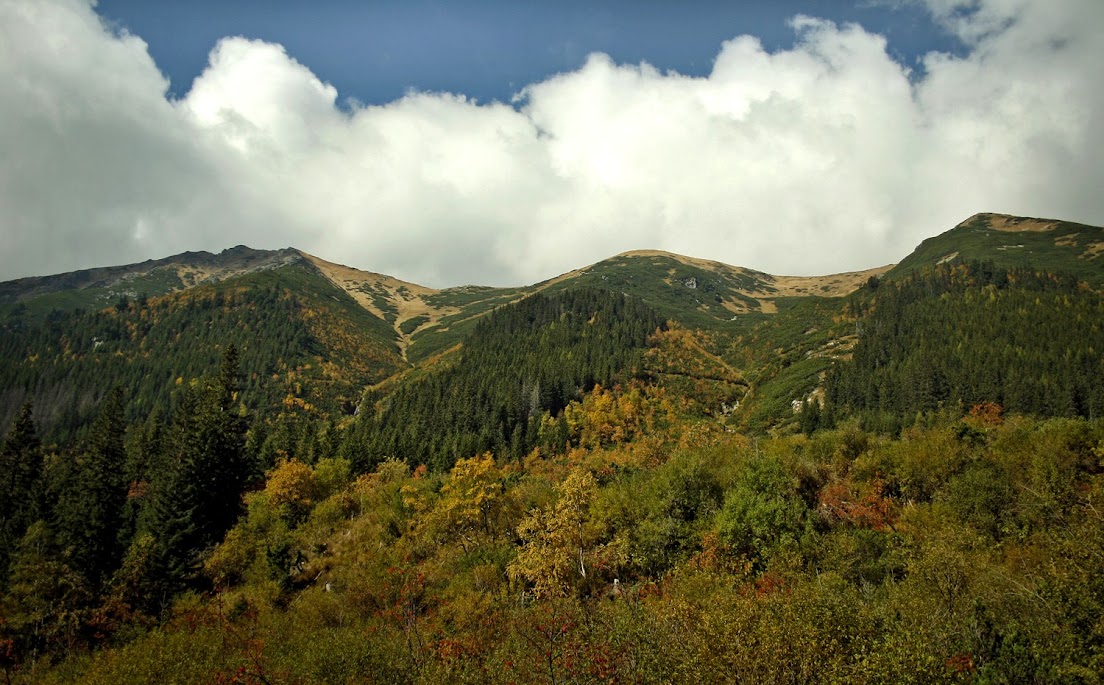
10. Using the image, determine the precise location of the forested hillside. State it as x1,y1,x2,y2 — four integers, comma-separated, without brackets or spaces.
0,213,1102,683
0,263,403,443
826,262,1104,428
341,289,665,471
889,213,1104,286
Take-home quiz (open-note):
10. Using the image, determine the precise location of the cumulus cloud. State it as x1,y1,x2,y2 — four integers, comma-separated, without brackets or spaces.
1,0,1102,287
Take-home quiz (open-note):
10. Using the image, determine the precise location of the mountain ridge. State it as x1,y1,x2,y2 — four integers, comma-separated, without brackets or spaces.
0,244,895,311
2,211,1099,367
4,211,1102,308
0,242,897,361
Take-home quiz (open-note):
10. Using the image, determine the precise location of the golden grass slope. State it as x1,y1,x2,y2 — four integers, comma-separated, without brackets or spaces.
299,252,455,359
304,247,893,345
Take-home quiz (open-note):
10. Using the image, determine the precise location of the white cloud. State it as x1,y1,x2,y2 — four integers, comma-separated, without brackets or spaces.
1,0,1102,287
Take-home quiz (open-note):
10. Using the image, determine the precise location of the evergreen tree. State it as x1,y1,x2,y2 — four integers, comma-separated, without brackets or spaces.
800,398,821,436
826,261,1104,423
54,387,128,590
142,346,251,601
343,289,664,472
0,521,90,656
0,402,42,584
118,408,165,556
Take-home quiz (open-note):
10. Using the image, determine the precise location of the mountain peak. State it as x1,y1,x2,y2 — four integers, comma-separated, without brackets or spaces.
891,212,1104,284
958,212,1063,233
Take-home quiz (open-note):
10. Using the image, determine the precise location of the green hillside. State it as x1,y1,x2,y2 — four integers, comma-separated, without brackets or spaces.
889,213,1104,285
538,252,771,328
0,246,306,319
825,261,1104,432
0,262,404,443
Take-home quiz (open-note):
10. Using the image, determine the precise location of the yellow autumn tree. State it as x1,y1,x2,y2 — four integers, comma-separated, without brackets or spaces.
564,383,673,450
444,453,509,542
508,467,623,598
264,458,318,524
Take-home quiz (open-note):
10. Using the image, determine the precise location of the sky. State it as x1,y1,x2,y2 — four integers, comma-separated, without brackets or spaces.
1,0,1102,288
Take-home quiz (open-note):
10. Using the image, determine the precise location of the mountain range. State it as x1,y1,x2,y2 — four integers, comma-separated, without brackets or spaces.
1,211,1100,442
2,211,1103,683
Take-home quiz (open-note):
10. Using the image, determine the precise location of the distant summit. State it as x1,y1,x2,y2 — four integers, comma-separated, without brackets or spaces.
0,245,304,306
889,213,1104,285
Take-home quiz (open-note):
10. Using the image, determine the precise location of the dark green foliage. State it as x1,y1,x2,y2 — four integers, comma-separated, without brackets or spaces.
344,289,665,471
0,521,90,658
0,403,42,585
405,286,533,363
53,388,129,591
827,261,1104,422
720,295,847,431
716,452,813,569
942,460,1013,539
398,314,430,336
0,263,403,444
800,398,822,435
600,450,725,577
141,347,251,604
539,253,770,329
117,409,165,550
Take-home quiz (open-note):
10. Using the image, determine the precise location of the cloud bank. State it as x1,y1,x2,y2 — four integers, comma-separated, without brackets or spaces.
1,0,1102,287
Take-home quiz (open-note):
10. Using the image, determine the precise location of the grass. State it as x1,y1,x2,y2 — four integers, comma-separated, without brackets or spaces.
0,267,187,320
890,214,1104,286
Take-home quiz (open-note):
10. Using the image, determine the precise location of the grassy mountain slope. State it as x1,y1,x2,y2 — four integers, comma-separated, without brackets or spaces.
303,248,890,364
889,212,1104,285
539,250,890,326
304,252,533,364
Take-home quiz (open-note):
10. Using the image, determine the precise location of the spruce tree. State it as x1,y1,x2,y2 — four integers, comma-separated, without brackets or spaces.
0,402,42,584
1,521,90,654
142,346,251,600
54,387,128,590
